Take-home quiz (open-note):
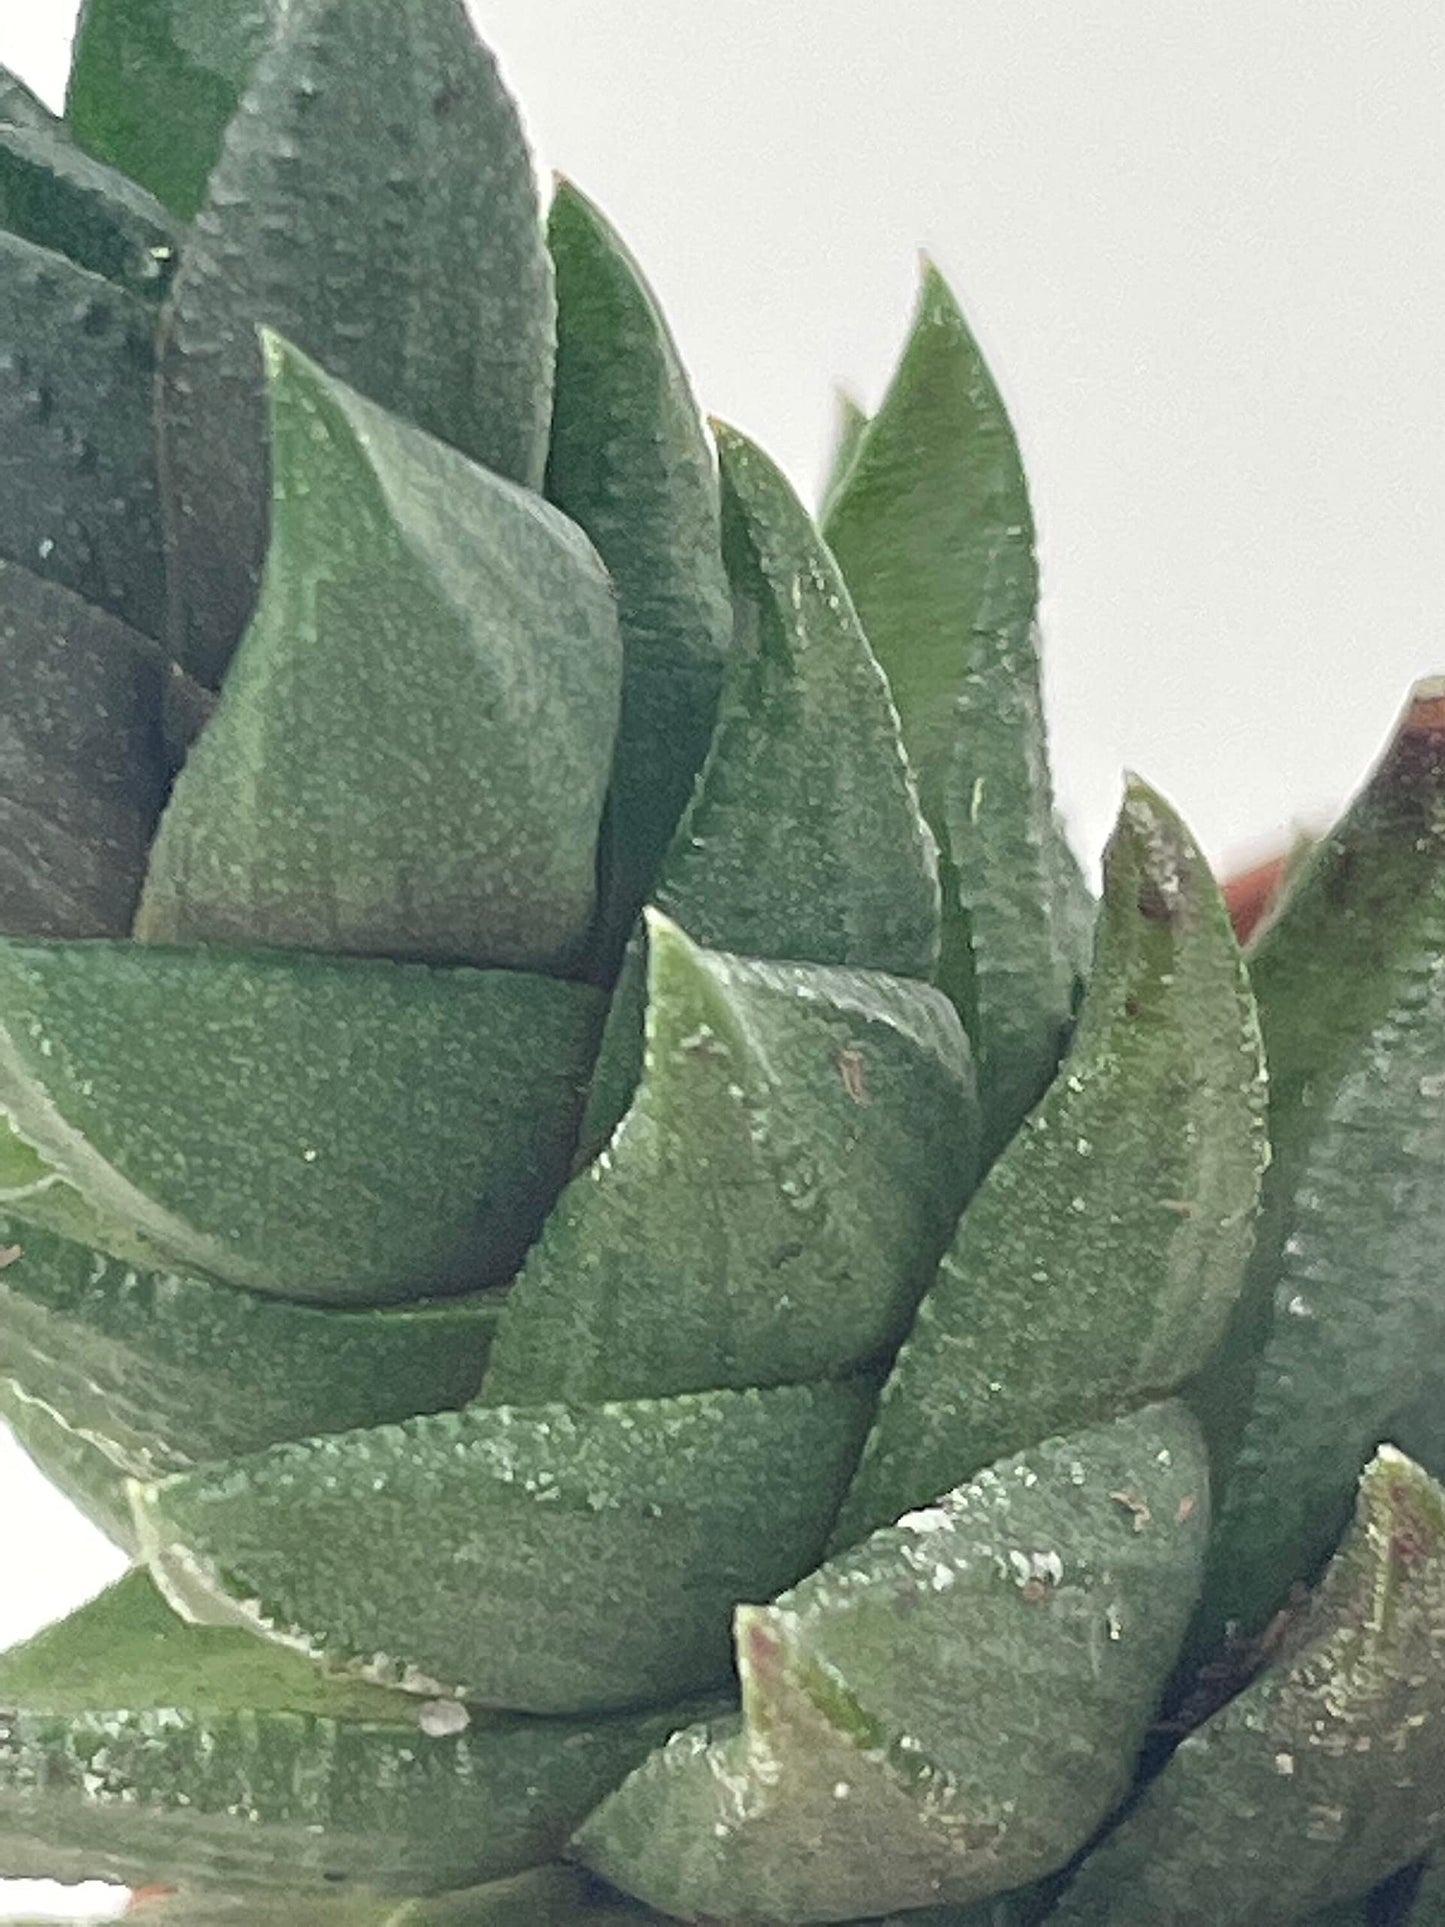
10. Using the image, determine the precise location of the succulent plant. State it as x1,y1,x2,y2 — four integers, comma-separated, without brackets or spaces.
1,4,1443,1924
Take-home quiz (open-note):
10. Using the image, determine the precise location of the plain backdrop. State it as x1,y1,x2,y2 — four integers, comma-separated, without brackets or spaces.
1,2,1443,1916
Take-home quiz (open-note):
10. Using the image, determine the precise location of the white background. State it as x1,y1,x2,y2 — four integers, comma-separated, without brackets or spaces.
1,2,1443,1916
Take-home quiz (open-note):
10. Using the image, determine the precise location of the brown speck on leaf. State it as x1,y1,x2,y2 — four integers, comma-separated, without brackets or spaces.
837,1048,869,1106
0,1245,20,1270
1111,1490,1152,1532
1160,1198,1197,1219
1176,1494,1197,1523
1020,1579,1053,1604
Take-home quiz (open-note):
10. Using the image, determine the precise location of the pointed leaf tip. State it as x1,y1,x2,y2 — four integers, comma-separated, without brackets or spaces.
138,348,622,970
835,781,1262,1544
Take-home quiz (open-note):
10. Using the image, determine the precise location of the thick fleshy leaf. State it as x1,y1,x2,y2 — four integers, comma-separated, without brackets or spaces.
0,121,177,297
1196,682,1445,1641
0,939,602,1304
0,65,59,134
576,1403,1209,1923
158,0,555,684
0,1214,501,1495
0,559,168,937
1053,1448,1445,1925
0,1569,697,1895
65,0,282,219
823,263,1088,1151
818,388,869,522
0,230,164,635
655,423,941,980
544,181,732,960
0,1375,139,1548
483,913,977,1405
835,782,1266,1546
132,1380,873,1715
136,341,621,972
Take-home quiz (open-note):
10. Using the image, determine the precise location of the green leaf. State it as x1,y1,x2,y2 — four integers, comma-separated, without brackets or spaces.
834,782,1266,1547
1052,1448,1445,1926
0,230,164,635
0,559,169,938
0,64,60,134
0,1569,698,1895
0,120,178,297
158,0,555,685
132,1380,873,1715
136,339,621,973
483,912,977,1405
576,1403,1209,1923
818,387,869,523
655,422,941,980
1196,682,1445,1641
0,1375,140,1548
823,262,1088,1151
0,939,602,1304
65,0,282,219
0,1214,501,1492
1411,1860,1445,1923
544,181,732,961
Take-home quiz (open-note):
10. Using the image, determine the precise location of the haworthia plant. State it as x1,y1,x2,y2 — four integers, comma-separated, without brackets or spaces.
0,4,1439,1921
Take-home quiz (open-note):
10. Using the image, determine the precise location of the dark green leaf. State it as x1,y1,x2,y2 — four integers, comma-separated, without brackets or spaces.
65,0,282,219
1196,682,1445,1642
136,340,621,973
0,230,164,634
1411,1861,1445,1923
818,387,869,522
544,181,732,962
0,559,168,937
0,120,178,296
655,422,941,980
158,0,555,685
0,1376,139,1548
132,1380,873,1715
576,1403,1209,1923
0,65,59,135
823,263,1088,1151
0,1213,500,1495
0,938,602,1304
1053,1448,1445,1926
0,1569,697,1895
483,912,977,1404
835,782,1265,1546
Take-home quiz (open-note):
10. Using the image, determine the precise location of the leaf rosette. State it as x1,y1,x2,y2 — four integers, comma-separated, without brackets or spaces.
0,6,1442,1923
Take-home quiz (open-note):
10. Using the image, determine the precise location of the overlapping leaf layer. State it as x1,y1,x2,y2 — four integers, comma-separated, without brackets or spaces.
1,6,1443,1923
